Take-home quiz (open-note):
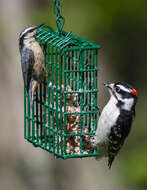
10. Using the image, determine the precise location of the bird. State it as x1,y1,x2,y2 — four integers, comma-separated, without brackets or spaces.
91,82,138,168
19,25,47,107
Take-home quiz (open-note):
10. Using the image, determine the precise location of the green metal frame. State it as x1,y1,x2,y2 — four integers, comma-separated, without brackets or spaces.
24,24,100,159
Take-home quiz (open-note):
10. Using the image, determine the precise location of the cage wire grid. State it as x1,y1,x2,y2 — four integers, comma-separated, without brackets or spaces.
24,24,100,159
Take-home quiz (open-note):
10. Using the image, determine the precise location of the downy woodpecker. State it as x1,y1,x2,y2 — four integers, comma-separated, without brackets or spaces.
92,82,138,168
19,25,47,107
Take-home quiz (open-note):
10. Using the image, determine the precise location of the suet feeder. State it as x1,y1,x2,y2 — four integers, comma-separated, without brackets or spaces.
24,0,100,159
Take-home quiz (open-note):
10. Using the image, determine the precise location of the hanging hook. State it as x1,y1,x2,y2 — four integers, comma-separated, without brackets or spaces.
53,0,65,34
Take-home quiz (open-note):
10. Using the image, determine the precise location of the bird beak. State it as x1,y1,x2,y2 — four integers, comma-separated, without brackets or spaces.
31,24,44,37
33,24,44,30
104,82,119,101
104,82,114,94
104,82,111,88
37,24,44,29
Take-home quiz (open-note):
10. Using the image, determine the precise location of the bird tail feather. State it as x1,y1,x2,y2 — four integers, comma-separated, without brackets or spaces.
108,155,115,169
29,79,34,108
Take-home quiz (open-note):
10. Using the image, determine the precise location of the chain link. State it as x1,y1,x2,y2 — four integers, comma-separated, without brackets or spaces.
53,0,65,33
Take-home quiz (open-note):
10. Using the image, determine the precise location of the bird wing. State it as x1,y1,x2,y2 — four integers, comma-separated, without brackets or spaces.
21,48,34,92
108,110,135,168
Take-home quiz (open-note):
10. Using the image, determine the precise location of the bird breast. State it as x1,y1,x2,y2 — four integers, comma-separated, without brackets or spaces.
28,41,46,80
95,96,120,144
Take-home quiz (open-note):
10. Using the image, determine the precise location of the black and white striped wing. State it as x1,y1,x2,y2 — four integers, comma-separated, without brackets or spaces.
108,110,135,168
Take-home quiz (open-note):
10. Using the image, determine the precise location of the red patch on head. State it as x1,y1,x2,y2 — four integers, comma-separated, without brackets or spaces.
130,89,138,96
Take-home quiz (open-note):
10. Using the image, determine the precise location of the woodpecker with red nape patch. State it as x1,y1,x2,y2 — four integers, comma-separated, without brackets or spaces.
19,25,47,107
91,82,138,168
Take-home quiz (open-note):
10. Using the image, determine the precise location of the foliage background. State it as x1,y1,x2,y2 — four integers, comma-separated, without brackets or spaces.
0,0,146,189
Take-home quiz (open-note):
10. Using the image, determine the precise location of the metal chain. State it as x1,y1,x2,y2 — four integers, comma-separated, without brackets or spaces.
53,0,65,33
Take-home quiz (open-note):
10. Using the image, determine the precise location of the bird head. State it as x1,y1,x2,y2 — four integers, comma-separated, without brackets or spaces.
19,25,43,50
104,82,138,111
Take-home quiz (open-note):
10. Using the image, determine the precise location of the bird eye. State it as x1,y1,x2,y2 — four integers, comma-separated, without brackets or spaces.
115,86,120,93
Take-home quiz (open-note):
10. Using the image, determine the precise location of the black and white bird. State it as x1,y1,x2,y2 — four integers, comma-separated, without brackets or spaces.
19,25,47,107
92,82,138,168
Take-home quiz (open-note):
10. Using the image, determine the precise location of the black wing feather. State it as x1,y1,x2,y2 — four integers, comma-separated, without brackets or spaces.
108,109,135,168
21,48,34,92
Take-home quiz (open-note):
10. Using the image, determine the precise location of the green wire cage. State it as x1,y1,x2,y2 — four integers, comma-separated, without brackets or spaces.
24,1,101,159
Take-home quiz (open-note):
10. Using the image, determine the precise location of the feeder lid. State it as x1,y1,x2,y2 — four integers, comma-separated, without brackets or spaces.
36,24,101,50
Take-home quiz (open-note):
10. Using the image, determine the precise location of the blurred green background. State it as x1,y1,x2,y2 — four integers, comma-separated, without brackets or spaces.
0,0,146,189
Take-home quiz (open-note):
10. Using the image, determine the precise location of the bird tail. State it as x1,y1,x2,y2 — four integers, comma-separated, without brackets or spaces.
29,81,34,108
108,155,115,169
29,79,38,108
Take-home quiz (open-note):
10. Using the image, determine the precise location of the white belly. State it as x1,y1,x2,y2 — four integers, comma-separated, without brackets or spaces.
95,96,120,156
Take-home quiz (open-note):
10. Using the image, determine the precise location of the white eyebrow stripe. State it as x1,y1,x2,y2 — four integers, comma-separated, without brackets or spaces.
19,26,36,39
117,85,130,93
